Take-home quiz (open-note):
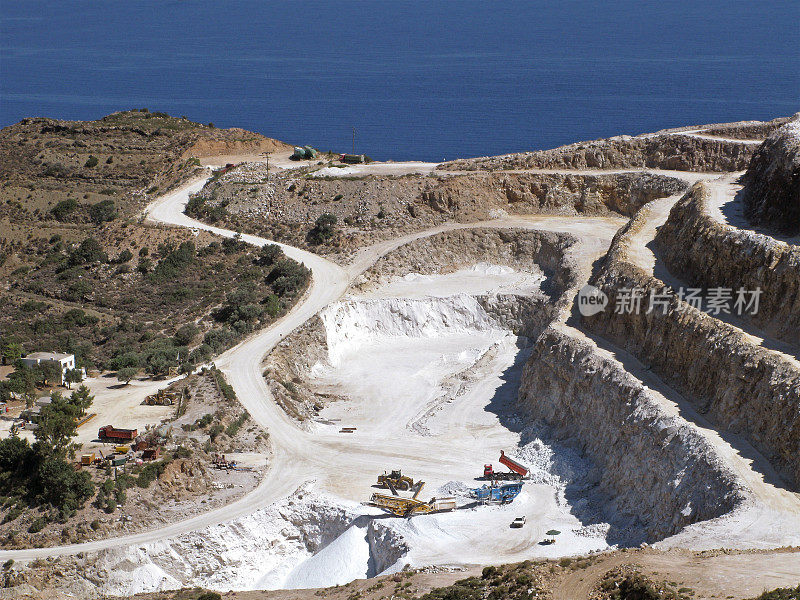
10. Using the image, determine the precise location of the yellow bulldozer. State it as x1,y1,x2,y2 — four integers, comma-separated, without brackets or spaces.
144,389,180,406
376,469,415,491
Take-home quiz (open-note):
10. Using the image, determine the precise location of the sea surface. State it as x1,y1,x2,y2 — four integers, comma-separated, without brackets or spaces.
1,1,798,161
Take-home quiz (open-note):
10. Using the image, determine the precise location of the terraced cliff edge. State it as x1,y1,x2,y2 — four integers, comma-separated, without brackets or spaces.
439,131,759,172
743,116,800,235
656,183,800,344
585,208,800,489
518,327,745,543
352,228,579,301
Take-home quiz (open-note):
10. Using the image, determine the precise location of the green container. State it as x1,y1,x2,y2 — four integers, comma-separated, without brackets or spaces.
109,456,127,467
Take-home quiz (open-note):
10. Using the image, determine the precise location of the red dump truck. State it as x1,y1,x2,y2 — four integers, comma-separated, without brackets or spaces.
98,425,137,442
483,450,530,480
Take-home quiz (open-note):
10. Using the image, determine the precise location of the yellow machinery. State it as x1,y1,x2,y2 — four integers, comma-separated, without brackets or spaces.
369,480,457,517
371,493,434,517
376,469,414,491
145,389,180,406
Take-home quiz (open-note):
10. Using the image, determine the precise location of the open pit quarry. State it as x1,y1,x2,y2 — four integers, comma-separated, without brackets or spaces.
3,115,800,599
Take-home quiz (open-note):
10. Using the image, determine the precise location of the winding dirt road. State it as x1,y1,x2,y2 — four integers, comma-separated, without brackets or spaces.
4,131,799,577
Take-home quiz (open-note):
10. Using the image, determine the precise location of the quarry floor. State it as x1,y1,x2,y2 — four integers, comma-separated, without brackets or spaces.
3,148,800,598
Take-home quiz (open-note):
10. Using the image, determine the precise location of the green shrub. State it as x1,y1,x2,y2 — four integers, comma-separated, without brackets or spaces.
212,370,236,401
137,257,152,273
257,243,283,266
84,156,99,168
263,294,282,317
51,198,78,221
149,241,196,282
136,459,170,488
225,412,249,438
196,413,214,428
203,328,236,352
307,213,337,244
67,237,107,266
104,497,117,513
221,235,246,254
89,199,117,224
2,506,22,523
208,423,224,441
28,517,46,533
751,585,800,600
174,323,199,346
267,259,310,297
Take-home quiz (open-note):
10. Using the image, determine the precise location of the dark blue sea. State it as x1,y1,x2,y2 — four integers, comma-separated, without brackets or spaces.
1,1,798,162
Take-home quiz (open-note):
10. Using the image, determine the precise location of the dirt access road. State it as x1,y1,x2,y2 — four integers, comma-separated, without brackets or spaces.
4,138,799,587
0,163,627,563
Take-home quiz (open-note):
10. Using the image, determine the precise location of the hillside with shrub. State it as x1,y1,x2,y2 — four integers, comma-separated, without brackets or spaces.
0,111,303,373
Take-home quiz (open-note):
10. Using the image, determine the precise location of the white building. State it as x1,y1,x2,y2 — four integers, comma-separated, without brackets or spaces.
19,352,78,385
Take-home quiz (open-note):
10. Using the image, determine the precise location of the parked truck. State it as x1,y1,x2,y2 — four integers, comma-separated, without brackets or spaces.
483,450,530,480
340,153,365,164
98,425,137,442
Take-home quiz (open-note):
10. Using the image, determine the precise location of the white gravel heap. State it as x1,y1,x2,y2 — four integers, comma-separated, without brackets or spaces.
91,488,407,597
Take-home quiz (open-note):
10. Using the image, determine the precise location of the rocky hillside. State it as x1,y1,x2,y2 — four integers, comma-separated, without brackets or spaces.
188,163,684,257
743,116,800,235
0,111,304,371
439,131,760,172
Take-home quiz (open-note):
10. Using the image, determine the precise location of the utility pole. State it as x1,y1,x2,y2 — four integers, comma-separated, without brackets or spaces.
352,127,356,155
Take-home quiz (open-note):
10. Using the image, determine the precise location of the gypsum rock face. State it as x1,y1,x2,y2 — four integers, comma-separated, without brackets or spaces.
655,183,800,345
586,219,800,489
743,117,800,235
518,327,747,543
440,134,757,173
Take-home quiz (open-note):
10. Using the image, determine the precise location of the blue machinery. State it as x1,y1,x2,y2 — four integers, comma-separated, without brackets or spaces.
471,481,523,504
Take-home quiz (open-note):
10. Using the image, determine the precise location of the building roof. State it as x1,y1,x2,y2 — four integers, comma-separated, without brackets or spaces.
23,352,74,361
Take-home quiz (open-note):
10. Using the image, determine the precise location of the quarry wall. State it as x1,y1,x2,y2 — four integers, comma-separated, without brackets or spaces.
584,211,800,489
441,134,756,173
742,118,800,235
418,171,687,218
354,228,579,300
265,228,580,422
655,183,800,345
518,327,746,542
